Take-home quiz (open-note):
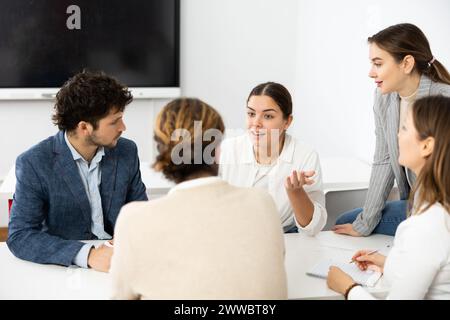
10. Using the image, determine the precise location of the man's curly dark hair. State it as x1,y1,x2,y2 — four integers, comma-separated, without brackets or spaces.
52,70,133,131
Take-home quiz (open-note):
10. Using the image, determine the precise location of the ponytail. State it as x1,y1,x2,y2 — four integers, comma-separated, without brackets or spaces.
368,23,450,85
427,59,450,85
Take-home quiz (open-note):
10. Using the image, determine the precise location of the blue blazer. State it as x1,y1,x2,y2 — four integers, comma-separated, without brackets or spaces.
7,131,148,266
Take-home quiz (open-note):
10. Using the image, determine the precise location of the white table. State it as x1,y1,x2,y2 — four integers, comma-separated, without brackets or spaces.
0,158,371,226
284,231,392,299
0,231,392,300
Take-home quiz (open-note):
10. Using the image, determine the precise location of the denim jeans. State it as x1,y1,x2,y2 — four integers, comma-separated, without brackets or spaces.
285,225,298,233
335,200,407,236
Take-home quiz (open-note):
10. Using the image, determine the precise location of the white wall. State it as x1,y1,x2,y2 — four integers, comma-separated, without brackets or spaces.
0,99,166,179
180,0,299,131
293,0,450,162
0,0,449,180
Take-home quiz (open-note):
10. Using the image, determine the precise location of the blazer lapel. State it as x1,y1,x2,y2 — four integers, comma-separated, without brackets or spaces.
385,94,411,198
386,94,400,165
53,131,92,226
386,75,431,160
385,75,432,197
100,148,117,216
403,75,430,188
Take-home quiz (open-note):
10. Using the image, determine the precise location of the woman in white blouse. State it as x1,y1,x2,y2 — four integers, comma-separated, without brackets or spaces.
327,95,450,300
220,82,327,235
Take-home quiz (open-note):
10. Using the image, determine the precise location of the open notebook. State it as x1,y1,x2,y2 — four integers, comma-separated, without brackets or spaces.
306,258,382,287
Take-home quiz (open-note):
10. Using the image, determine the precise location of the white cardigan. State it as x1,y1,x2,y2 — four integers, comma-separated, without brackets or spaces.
110,178,288,299
349,203,450,300
219,133,327,235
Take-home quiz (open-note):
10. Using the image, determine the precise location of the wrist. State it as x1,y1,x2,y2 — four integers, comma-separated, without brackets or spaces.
344,282,360,300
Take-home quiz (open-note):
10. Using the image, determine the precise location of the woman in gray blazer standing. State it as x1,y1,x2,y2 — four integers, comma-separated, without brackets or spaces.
333,23,450,237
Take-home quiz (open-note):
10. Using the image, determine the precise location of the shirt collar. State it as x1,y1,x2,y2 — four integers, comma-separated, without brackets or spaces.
168,176,222,195
242,133,295,164
64,131,105,164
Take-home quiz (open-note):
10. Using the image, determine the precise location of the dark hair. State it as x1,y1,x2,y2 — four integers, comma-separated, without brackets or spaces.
247,82,292,119
52,70,133,131
409,95,450,216
152,98,225,184
368,23,450,85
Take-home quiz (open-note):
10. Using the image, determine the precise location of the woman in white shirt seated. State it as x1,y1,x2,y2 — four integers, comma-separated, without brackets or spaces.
327,95,450,300
110,98,287,299
220,82,327,235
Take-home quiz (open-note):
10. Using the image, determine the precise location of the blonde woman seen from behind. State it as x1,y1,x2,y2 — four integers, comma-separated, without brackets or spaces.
110,98,287,300
327,96,450,300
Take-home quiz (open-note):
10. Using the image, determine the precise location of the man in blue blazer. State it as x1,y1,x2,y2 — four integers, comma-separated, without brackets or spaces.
7,71,148,272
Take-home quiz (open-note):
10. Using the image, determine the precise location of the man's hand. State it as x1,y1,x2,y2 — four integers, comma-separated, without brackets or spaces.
332,223,362,237
87,244,113,273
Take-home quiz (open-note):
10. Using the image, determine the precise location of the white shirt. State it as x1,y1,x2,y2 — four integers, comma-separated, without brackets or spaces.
349,203,450,300
399,89,417,131
64,132,111,268
253,162,276,189
219,133,327,235
64,132,110,240
399,91,417,188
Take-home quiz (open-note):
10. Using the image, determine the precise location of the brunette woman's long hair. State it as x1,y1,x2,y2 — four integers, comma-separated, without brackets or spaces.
408,96,450,216
369,23,450,85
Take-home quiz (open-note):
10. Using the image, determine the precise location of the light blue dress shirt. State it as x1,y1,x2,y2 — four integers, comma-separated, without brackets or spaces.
64,132,112,268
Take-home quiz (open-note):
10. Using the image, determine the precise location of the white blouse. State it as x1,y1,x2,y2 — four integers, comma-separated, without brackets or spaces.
349,203,450,300
219,133,327,235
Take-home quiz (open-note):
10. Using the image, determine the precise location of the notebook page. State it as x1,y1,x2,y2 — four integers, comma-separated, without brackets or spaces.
306,258,382,287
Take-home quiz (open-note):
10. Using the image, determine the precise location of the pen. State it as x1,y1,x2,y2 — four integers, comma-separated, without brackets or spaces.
349,249,378,264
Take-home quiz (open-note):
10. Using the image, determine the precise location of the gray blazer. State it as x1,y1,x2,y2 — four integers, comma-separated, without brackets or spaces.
353,75,450,236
